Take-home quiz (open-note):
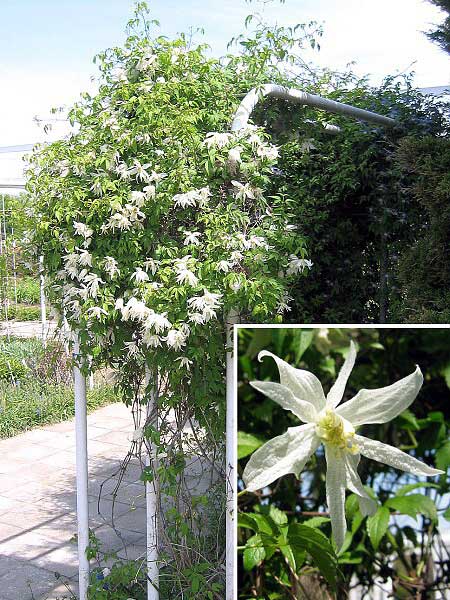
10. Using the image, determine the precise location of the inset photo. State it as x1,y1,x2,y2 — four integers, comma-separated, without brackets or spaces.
237,326,450,599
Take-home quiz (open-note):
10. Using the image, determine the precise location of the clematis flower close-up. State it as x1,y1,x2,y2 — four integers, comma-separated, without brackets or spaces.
243,341,444,549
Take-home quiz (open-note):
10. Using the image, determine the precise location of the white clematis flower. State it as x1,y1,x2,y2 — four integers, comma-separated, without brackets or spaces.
228,146,242,164
183,231,201,246
243,341,443,550
256,144,279,161
231,180,256,201
128,159,152,182
103,256,120,279
131,267,149,283
73,221,93,239
286,255,313,276
176,268,198,286
204,131,232,148
166,329,187,351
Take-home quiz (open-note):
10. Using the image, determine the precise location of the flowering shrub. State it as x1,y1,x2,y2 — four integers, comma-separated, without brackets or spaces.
26,24,309,392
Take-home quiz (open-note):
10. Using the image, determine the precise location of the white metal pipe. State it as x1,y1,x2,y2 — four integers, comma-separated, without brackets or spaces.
39,255,47,346
73,335,90,600
11,236,18,306
144,366,159,600
225,309,238,600
231,84,396,132
225,83,397,598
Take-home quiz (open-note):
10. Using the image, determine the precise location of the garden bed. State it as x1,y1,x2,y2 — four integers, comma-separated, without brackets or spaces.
0,337,119,438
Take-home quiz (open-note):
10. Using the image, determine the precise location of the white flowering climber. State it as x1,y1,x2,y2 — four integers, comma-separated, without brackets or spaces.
243,341,443,549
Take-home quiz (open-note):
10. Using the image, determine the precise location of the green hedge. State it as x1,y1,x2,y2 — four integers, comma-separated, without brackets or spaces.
257,80,450,324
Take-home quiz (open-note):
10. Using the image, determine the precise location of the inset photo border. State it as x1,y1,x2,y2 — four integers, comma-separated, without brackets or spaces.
235,325,450,600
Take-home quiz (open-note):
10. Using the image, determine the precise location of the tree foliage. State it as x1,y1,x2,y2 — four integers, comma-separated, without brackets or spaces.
426,0,450,53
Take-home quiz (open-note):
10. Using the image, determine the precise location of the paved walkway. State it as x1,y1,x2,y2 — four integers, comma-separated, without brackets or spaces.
0,320,58,339
0,403,147,600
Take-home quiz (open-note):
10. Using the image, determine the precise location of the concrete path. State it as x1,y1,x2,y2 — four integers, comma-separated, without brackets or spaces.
0,320,58,339
0,403,147,600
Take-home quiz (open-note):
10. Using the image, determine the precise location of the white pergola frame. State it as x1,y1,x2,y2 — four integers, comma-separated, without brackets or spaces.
1,86,396,600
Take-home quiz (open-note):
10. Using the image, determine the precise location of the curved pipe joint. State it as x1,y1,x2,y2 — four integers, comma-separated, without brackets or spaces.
231,84,396,132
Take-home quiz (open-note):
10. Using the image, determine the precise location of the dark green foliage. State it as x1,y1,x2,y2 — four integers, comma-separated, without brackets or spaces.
426,0,450,53
394,135,450,323
257,79,450,324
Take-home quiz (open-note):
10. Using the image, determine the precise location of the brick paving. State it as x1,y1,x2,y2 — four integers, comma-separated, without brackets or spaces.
0,403,147,599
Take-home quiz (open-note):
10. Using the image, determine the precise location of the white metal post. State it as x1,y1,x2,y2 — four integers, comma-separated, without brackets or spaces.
73,335,90,599
39,255,47,346
145,366,159,600
225,309,238,600
225,84,397,598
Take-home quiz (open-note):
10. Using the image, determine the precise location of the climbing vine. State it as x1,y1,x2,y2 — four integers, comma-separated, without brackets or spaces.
25,3,316,597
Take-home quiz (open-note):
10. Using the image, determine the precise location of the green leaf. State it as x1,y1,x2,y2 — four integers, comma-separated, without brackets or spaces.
338,530,353,555
238,513,258,531
366,506,390,550
396,482,439,496
140,466,154,483
436,440,450,471
396,409,420,430
238,431,264,459
245,329,273,358
279,540,296,571
292,329,314,363
273,329,287,355
302,516,330,528
288,523,338,589
269,505,288,526
440,362,450,388
251,513,280,536
345,494,359,520
443,506,450,521
243,534,266,571
351,511,365,535
338,553,363,565
386,494,438,522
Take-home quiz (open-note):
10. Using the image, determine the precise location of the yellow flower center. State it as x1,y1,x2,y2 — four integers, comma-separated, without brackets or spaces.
315,409,359,454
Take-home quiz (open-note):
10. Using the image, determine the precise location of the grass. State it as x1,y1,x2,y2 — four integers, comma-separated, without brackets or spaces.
7,276,41,304
0,276,42,321
0,337,120,438
5,304,42,321
0,381,119,439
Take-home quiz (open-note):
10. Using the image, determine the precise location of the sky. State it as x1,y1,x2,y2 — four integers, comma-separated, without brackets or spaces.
0,0,449,187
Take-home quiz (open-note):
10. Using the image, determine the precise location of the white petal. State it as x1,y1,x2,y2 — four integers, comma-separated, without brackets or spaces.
354,434,444,476
327,341,357,408
344,453,378,516
325,445,347,550
250,381,317,423
242,424,319,492
336,366,423,426
258,350,326,411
